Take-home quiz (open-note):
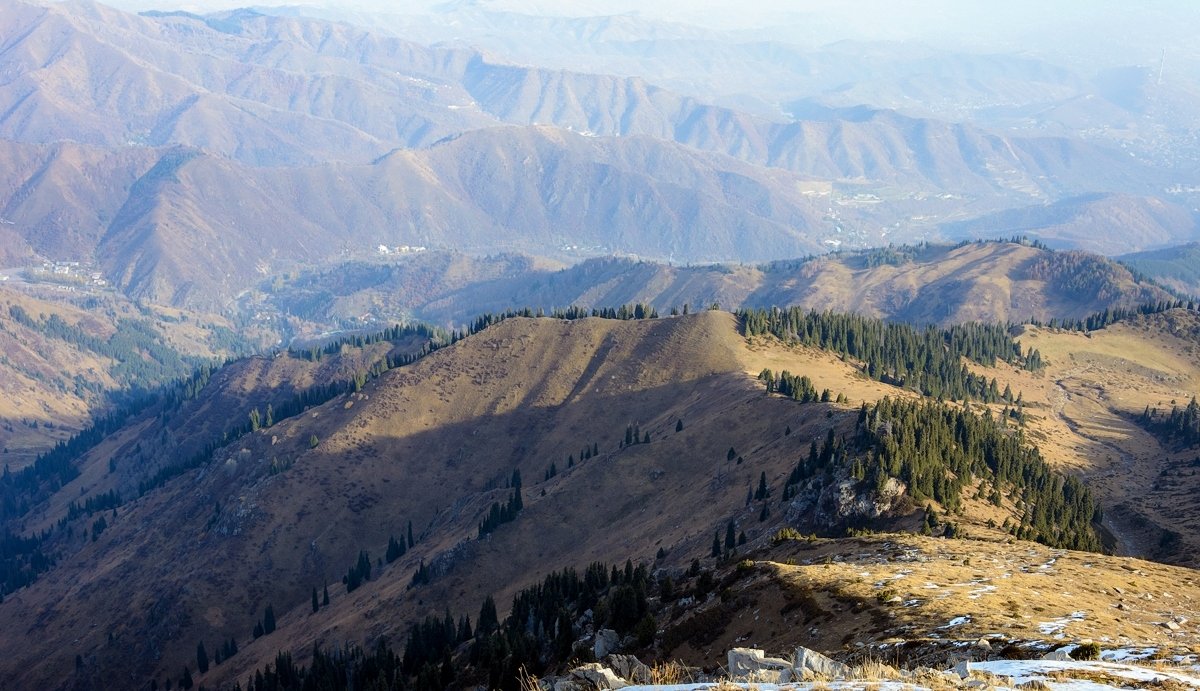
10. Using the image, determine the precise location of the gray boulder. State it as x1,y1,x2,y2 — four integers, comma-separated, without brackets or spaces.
593,629,620,659
792,646,851,680
605,654,651,684
1041,648,1074,661
727,648,792,681
571,663,628,690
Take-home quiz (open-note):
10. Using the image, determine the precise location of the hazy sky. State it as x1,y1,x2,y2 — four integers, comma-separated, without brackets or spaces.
99,0,1200,64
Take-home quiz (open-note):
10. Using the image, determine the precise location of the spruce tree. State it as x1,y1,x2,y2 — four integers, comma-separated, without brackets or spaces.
312,587,319,614
724,520,736,551
196,642,209,674
263,604,276,635
477,595,499,636
711,532,721,558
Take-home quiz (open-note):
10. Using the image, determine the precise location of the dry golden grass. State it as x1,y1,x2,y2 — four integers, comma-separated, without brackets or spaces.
849,659,906,681
765,533,1200,652
964,312,1200,564
515,665,541,691
650,660,697,685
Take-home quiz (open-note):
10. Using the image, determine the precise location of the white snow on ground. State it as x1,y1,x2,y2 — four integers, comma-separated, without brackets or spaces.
968,584,997,599
1100,647,1158,661
975,658,1200,688
1038,610,1088,636
618,658,1200,691
940,615,971,628
623,685,921,691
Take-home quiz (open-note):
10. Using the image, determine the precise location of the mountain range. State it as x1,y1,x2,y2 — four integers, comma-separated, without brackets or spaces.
1,1,1196,311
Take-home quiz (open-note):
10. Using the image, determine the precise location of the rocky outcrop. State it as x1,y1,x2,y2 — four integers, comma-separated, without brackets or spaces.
593,628,620,659
792,646,852,680
1042,648,1074,661
785,475,909,528
570,663,629,690
552,655,653,690
604,654,651,684
727,647,793,683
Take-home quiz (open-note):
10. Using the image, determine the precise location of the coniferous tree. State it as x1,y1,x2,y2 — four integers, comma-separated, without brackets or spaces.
263,604,276,635
311,587,319,614
676,419,684,432
197,643,209,674
386,534,406,563
711,532,721,557
322,584,329,606
724,520,736,551
477,595,499,637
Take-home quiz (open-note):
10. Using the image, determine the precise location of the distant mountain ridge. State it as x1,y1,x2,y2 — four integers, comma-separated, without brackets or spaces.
1119,242,1200,297
0,0,1190,311
265,241,1178,330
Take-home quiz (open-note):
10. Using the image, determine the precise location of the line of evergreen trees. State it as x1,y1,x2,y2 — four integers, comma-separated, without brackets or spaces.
235,560,652,691
738,307,1036,402
479,486,523,538
781,394,1101,551
1029,300,1198,333
758,369,824,402
1139,397,1200,447
343,551,372,593
6,306,201,388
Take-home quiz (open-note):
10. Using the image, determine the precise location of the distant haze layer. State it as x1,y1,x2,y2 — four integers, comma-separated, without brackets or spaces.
101,0,1200,66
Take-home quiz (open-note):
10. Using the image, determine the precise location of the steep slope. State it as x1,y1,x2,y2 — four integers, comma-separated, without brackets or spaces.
0,311,1096,690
